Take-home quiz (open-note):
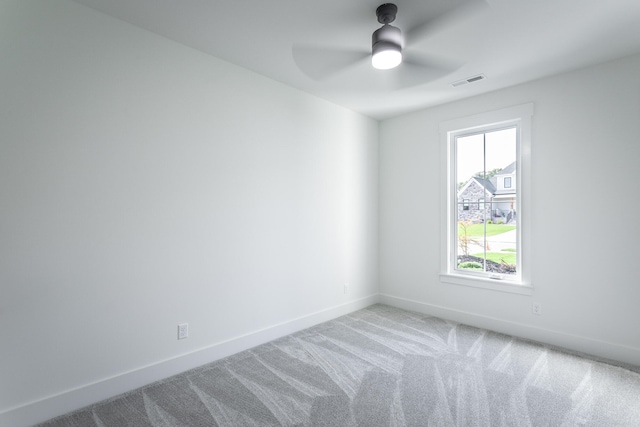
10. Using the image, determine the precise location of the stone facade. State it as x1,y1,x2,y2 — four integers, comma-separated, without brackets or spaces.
457,180,492,222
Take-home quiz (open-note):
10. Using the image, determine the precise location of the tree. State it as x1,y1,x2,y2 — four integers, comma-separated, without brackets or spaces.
458,167,503,191
458,221,481,256
474,167,503,180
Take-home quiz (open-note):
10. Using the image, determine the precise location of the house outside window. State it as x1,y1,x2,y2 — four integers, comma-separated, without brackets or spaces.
439,103,533,294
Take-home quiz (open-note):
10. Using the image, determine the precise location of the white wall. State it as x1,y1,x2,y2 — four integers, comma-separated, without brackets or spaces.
0,1,378,424
379,53,640,365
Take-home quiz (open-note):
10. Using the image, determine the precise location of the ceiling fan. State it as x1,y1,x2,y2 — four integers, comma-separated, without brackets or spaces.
371,3,404,70
292,1,487,89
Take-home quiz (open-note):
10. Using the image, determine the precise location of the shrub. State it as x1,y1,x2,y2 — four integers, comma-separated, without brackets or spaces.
458,261,483,269
499,260,516,273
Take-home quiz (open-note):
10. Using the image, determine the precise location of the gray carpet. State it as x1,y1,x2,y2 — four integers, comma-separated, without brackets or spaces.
39,304,640,426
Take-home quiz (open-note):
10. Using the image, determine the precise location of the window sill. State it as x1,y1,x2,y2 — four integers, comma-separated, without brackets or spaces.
440,273,533,295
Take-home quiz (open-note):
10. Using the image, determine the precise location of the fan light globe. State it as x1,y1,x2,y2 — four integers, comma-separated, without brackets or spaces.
371,23,403,70
372,48,402,70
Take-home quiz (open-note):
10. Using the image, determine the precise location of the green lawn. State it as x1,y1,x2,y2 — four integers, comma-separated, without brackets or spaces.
459,223,516,237
471,251,517,265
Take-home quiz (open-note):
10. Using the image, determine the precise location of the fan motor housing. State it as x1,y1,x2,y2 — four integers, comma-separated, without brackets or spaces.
372,24,402,53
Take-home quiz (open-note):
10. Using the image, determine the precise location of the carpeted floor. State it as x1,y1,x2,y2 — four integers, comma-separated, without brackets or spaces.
39,304,640,426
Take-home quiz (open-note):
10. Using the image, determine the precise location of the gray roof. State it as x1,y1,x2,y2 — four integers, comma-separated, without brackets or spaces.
500,161,516,174
474,177,496,194
459,162,515,198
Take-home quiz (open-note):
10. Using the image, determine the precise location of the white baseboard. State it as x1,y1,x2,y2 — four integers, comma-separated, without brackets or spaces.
0,294,379,427
379,293,640,368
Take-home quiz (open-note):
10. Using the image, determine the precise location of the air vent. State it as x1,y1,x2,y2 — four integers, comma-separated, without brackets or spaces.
450,74,487,88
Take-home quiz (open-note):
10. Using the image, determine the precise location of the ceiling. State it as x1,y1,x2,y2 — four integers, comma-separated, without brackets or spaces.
71,0,640,120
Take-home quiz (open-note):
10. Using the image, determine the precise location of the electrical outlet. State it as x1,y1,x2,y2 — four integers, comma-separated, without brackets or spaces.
178,323,188,340
344,284,349,295
532,303,542,315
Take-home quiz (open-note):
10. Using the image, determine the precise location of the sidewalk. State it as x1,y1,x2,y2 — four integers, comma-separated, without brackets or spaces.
466,229,517,254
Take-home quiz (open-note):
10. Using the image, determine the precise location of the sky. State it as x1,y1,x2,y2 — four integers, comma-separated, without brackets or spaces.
456,127,516,184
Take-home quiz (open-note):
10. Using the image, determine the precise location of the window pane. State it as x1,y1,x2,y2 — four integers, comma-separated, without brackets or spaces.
456,133,484,185
455,128,517,275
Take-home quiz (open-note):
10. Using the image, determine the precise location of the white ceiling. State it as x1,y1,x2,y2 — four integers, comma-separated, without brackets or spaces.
72,0,640,120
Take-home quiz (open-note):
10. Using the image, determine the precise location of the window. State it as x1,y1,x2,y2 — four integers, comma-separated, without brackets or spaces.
440,104,533,294
456,128,516,272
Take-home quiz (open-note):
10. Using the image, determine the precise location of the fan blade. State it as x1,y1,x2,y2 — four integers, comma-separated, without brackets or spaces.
393,52,464,89
406,0,489,47
292,44,369,81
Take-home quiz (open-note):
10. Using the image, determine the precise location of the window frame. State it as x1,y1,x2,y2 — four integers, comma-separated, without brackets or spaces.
439,103,533,295
504,176,512,189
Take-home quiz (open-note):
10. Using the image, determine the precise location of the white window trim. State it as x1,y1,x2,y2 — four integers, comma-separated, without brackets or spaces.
439,103,533,295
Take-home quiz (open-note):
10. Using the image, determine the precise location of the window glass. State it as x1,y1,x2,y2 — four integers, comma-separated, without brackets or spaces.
455,127,517,276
